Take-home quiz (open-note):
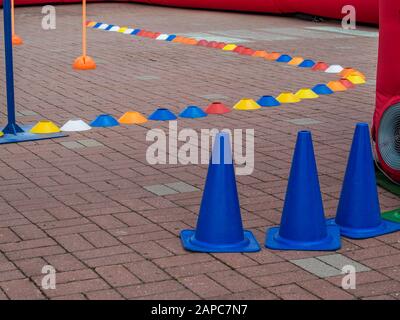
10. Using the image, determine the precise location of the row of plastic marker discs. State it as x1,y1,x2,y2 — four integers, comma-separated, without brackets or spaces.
87,21,366,81
86,21,367,113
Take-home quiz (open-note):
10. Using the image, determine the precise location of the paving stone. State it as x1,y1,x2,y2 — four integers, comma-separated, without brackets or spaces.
286,118,322,125
164,181,199,193
143,184,178,196
60,141,85,149
134,75,161,81
76,139,104,147
317,254,370,273
290,258,343,278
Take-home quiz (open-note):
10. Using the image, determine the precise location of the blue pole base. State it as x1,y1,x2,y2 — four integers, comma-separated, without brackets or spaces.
180,229,261,253
2,122,24,134
265,225,341,251
327,217,400,239
0,124,67,144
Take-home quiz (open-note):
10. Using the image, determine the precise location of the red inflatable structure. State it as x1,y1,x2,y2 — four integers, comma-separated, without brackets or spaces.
373,0,400,182
1,0,379,24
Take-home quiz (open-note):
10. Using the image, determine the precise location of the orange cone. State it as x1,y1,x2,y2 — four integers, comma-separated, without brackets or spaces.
327,81,348,92
11,0,23,46
73,55,96,70
172,36,185,43
118,111,148,124
73,0,96,70
339,68,356,78
12,34,23,46
288,57,304,66
265,52,281,60
252,50,268,58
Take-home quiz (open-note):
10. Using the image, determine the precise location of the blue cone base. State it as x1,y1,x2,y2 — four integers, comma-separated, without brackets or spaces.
0,125,67,144
265,225,341,251
327,218,400,239
180,229,261,253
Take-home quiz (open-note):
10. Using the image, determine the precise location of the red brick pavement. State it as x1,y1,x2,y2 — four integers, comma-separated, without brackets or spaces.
0,3,398,300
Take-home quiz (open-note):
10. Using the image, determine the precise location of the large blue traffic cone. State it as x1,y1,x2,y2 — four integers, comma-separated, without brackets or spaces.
180,132,260,252
328,123,400,238
266,131,341,250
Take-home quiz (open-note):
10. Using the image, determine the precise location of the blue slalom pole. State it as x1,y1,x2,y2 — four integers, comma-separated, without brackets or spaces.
2,0,23,134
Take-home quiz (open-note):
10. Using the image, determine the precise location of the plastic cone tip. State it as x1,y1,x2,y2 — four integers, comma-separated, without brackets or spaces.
265,52,281,60
241,48,254,55
30,120,61,134
98,23,109,30
148,108,177,121
233,98,261,110
330,123,400,238
197,39,209,46
60,119,92,132
327,81,348,92
312,84,334,95
348,70,366,79
123,28,134,34
276,54,292,63
339,78,355,88
252,50,268,58
87,21,97,27
205,102,231,114
118,111,148,124
257,95,281,107
346,75,366,84
288,57,304,65
295,88,319,99
325,64,344,73
165,35,176,41
90,114,119,127
207,41,218,48
109,26,120,32
276,92,301,103
339,67,356,78
312,62,329,71
179,106,208,118
233,46,245,53
298,59,315,68
156,34,169,40
223,44,237,51
73,56,96,70
265,130,341,251
180,132,260,253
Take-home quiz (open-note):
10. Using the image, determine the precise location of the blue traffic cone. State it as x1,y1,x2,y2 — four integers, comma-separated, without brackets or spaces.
328,123,400,238
257,95,281,107
265,131,341,250
90,114,119,127
298,59,316,68
312,84,334,95
276,54,292,63
179,106,207,118
180,132,260,252
148,108,177,121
